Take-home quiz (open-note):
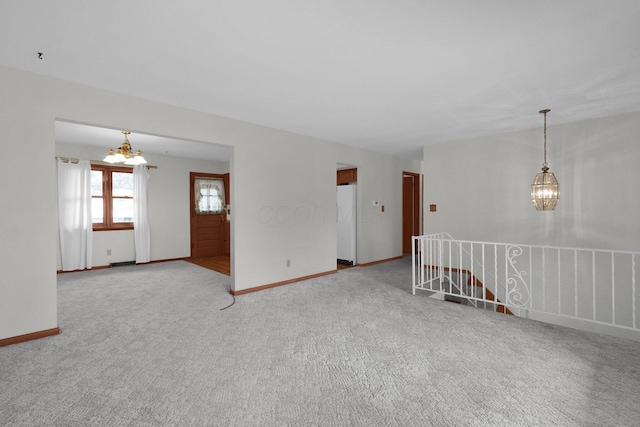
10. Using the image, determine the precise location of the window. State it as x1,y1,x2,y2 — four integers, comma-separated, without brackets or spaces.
91,165,134,230
194,177,225,214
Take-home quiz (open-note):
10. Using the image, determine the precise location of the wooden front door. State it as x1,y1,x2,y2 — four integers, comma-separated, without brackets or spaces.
190,172,229,259
402,172,421,254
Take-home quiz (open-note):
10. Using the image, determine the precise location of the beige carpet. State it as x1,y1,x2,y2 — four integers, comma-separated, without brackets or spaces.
1,258,639,426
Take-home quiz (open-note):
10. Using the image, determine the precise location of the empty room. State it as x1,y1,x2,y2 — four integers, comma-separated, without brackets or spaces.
1,1,639,425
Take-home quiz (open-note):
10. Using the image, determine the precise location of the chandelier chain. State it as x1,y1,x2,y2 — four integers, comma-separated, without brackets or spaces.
539,108,550,169
543,110,547,167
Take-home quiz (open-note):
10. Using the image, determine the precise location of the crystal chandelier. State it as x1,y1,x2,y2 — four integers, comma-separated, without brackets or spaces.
103,131,147,165
530,109,559,211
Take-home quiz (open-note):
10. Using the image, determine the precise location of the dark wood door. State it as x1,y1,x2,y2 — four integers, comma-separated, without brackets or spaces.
190,172,228,259
402,172,421,254
337,168,357,185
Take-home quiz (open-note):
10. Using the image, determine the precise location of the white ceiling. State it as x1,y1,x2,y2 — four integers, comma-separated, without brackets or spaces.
2,1,640,160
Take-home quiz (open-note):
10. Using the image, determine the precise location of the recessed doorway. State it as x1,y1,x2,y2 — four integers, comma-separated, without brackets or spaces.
190,172,230,259
337,163,358,269
402,172,421,254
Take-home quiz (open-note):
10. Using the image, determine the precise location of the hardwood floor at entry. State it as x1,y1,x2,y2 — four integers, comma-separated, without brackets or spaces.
187,255,230,276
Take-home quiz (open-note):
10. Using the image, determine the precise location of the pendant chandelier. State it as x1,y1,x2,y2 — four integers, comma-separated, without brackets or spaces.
530,109,559,211
103,131,147,165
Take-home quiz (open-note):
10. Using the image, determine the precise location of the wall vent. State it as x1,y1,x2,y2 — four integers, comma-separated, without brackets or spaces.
110,261,136,267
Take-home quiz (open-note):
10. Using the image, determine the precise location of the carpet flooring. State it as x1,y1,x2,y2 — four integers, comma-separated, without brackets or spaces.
1,258,640,426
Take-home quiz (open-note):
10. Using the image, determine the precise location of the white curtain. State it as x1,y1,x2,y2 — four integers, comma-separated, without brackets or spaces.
133,165,151,263
57,159,93,271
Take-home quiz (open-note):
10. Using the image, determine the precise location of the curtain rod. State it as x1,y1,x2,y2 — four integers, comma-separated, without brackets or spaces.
56,157,158,169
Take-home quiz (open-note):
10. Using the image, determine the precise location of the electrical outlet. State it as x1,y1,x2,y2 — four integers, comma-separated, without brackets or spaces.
107,249,112,256
286,259,290,267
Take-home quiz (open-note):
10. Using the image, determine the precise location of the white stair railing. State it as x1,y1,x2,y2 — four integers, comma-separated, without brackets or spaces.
413,233,640,334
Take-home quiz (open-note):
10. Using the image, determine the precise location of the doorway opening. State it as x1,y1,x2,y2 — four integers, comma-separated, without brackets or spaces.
337,163,358,269
55,120,232,273
189,172,230,275
402,172,421,254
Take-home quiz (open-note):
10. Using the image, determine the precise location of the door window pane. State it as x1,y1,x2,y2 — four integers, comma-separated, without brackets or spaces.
194,178,225,214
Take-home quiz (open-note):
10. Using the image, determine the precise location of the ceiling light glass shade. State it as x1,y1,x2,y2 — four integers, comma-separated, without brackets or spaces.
531,167,560,211
113,150,127,163
103,149,126,163
124,154,147,165
103,149,117,163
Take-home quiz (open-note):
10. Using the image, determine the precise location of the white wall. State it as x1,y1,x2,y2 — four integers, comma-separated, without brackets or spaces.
423,110,640,251
55,142,229,269
0,71,58,341
422,111,640,340
0,65,421,341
